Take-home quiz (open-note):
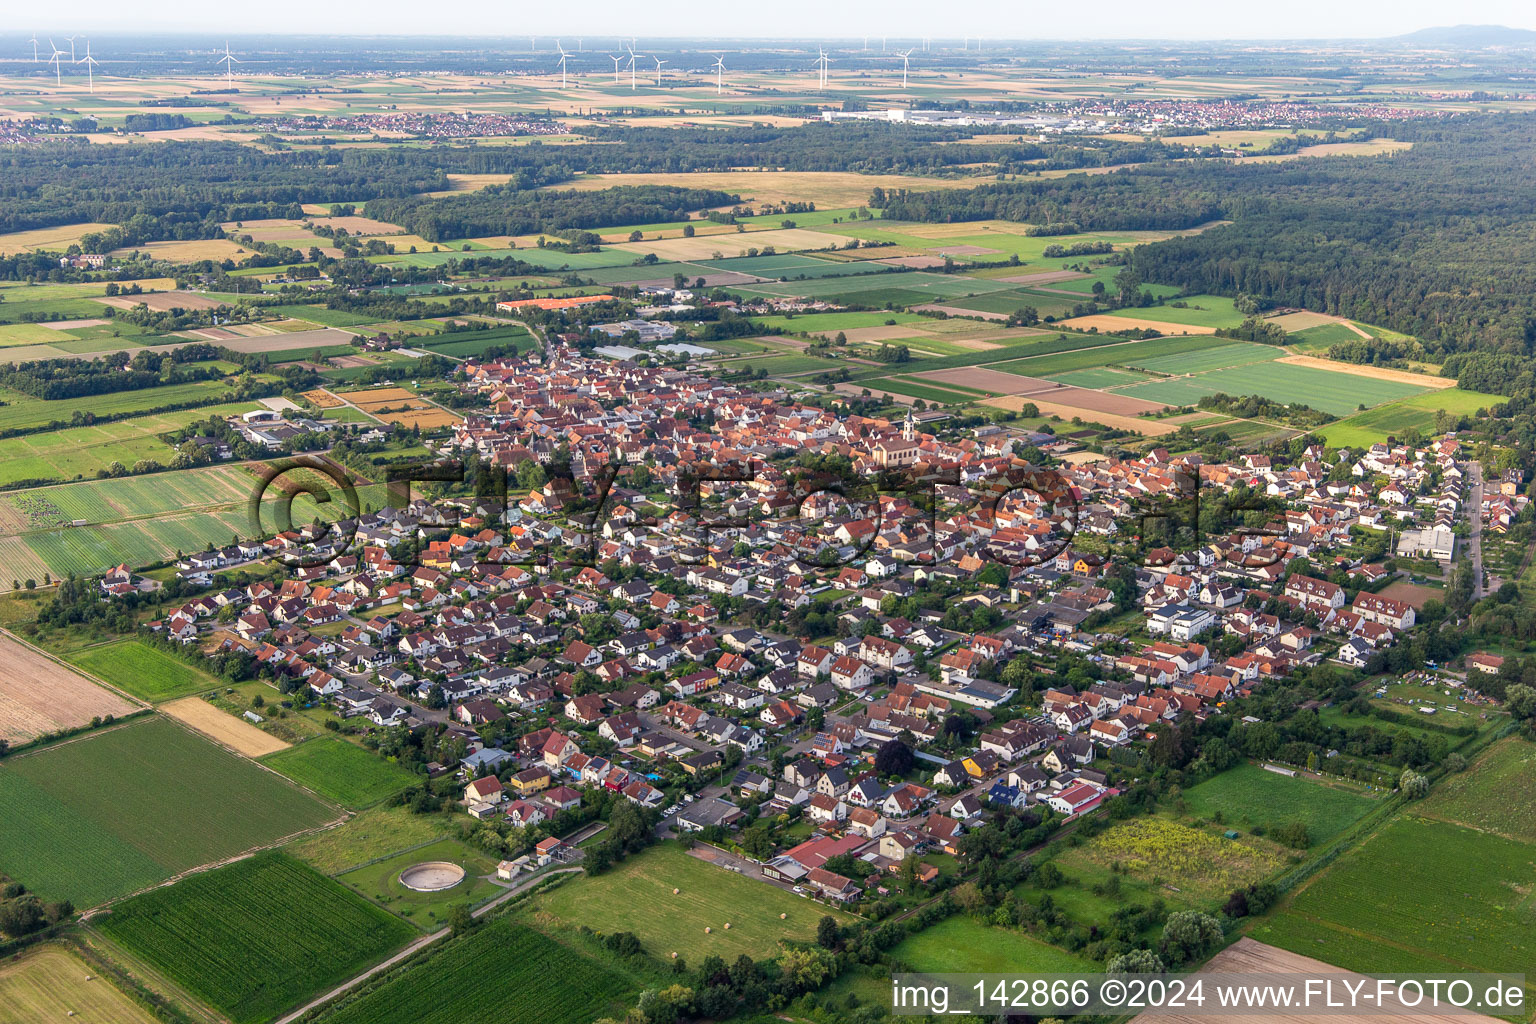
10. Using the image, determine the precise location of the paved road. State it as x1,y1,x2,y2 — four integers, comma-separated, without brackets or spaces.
1467,460,1486,599
272,866,582,1024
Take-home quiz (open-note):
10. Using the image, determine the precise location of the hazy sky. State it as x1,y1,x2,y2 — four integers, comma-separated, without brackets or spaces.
6,1,1536,41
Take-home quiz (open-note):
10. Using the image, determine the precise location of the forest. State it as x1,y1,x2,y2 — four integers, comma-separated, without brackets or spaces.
879,114,1536,356
0,125,1199,239
364,184,742,243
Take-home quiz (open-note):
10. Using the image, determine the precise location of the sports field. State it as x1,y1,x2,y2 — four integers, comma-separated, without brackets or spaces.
98,852,416,1024
0,716,337,907
66,640,223,702
534,844,846,960
0,945,159,1024
1254,815,1536,979
320,919,635,1024
263,737,422,808
1179,763,1380,845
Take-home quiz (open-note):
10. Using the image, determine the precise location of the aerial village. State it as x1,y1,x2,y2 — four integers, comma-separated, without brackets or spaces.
124,340,1509,905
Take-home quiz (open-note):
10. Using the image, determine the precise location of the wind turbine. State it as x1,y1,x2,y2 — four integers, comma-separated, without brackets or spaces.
896,47,914,90
46,39,64,86
609,53,623,84
710,54,725,95
625,46,639,91
28,32,38,62
652,55,667,87
77,39,100,93
215,41,241,87
65,35,77,62
554,41,568,90
815,47,831,90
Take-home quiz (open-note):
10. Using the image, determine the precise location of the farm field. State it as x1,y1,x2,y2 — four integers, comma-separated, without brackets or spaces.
0,944,159,1024
317,918,636,1024
1120,341,1280,375
1179,763,1381,845
0,630,141,746
1254,815,1536,980
0,716,337,907
337,837,504,927
1416,738,1536,843
1117,360,1428,416
739,270,1014,301
161,696,290,757
863,377,989,404
16,509,253,583
0,402,261,489
262,737,422,808
0,380,245,436
534,844,845,960
987,334,1229,379
1,463,256,528
97,852,416,1024
1102,295,1247,328
1318,388,1507,447
750,311,927,334
65,640,224,703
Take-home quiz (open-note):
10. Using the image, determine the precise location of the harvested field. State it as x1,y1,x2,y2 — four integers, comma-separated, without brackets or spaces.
372,408,461,429
0,945,159,1024
614,228,851,261
39,317,111,330
912,303,1009,321
162,696,290,757
303,388,344,408
982,395,1175,435
327,354,378,368
1268,310,1366,333
1276,354,1454,388
1059,314,1217,335
542,169,985,208
989,269,1090,286
309,215,407,234
337,386,417,407
108,239,251,263
0,222,118,255
922,368,1167,414
217,328,357,354
0,630,142,746
97,290,227,313
1133,938,1500,1024
875,255,950,268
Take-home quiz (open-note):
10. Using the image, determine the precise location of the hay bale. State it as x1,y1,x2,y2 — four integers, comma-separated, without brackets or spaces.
780,912,787,919
704,926,712,933
724,922,731,929
673,887,680,894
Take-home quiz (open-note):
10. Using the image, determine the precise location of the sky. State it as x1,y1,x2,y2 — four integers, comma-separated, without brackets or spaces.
6,2,1536,41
